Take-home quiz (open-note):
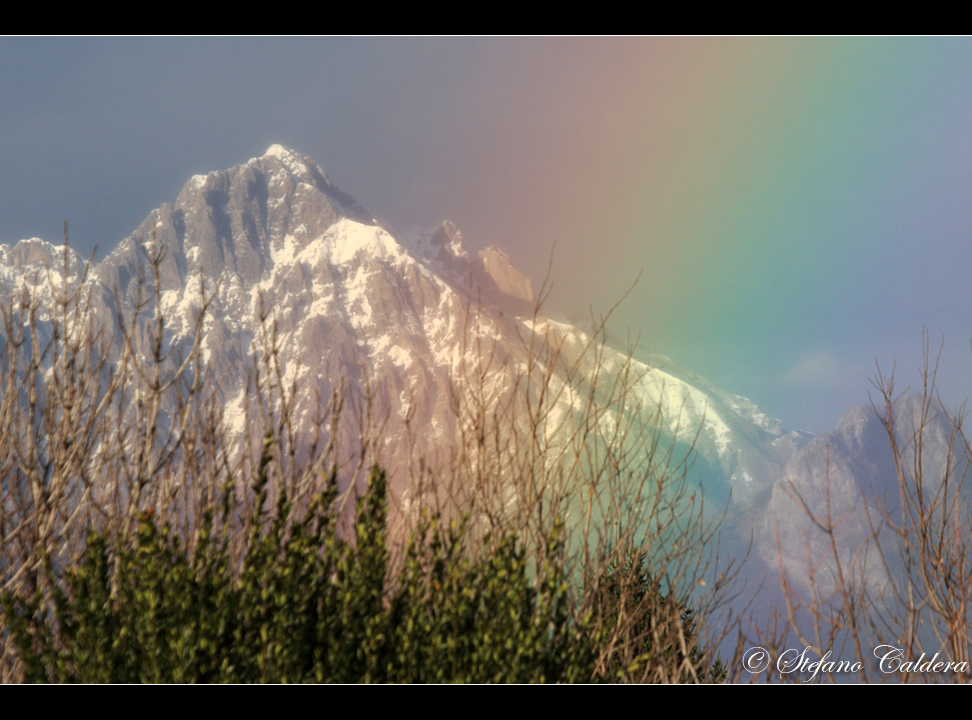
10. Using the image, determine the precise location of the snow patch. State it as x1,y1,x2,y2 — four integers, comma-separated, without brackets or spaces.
264,144,290,159
388,345,414,370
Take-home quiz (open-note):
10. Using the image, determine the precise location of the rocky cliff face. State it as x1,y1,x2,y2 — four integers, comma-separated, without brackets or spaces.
752,393,971,594
477,246,534,303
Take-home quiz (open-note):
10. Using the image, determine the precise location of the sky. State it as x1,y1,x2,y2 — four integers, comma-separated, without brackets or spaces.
2,36,971,434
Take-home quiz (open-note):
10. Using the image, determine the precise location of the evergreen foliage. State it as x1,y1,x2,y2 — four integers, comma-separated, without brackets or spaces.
0,448,605,683
592,547,726,683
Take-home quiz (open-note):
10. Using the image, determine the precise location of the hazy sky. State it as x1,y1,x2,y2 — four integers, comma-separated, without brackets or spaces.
3,37,972,433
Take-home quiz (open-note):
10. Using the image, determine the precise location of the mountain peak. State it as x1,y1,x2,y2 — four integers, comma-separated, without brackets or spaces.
253,143,316,179
259,144,312,173
263,143,296,159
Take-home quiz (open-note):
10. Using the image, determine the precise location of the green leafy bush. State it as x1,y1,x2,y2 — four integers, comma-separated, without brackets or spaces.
1,452,600,683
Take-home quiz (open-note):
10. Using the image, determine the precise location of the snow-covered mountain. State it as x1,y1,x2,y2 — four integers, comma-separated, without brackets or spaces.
0,146,813,509
10,143,970,612
24,147,942,612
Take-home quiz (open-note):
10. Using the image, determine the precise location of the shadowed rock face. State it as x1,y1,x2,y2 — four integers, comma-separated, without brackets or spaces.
751,393,971,596
477,246,534,303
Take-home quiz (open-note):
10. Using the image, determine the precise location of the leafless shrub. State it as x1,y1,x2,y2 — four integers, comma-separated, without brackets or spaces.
0,233,742,683
755,333,972,683
396,265,745,682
